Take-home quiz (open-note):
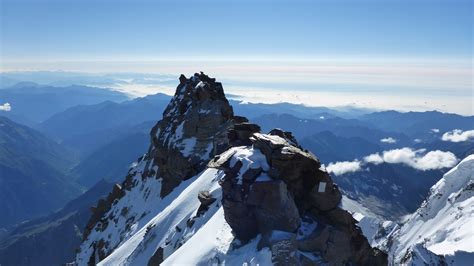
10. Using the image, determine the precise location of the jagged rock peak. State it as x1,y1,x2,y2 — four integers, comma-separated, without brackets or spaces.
147,72,235,197
161,72,230,121
79,73,238,262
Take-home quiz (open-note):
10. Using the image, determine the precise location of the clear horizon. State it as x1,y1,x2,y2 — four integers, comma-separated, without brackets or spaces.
1,0,472,115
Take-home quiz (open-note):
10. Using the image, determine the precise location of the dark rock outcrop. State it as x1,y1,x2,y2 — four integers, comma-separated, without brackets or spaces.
147,247,163,266
84,184,126,238
228,121,261,146
259,231,299,265
247,181,301,234
252,131,342,211
211,129,387,265
196,190,217,216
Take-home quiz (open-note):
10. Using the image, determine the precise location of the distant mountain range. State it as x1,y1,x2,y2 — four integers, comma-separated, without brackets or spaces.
38,93,170,157
300,131,383,163
252,113,412,146
361,110,474,136
0,116,81,228
0,82,128,125
0,179,113,266
0,80,472,265
72,130,151,187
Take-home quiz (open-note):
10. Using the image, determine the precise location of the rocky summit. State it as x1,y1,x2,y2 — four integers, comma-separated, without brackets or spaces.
76,73,387,265
148,72,234,197
78,72,239,264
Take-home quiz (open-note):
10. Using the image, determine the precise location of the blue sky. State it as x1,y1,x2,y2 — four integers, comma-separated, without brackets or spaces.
1,0,472,60
0,0,472,114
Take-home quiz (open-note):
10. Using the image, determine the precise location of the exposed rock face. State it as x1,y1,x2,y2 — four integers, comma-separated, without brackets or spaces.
148,72,234,197
248,181,301,234
228,120,261,146
210,129,387,265
252,130,342,211
196,190,217,216
259,231,299,265
78,73,237,264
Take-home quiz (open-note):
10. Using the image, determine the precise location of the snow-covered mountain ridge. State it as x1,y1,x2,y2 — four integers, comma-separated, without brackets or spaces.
76,73,387,265
347,155,474,265
388,154,474,265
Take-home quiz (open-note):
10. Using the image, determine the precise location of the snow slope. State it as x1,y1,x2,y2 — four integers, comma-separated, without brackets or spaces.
389,154,474,264
97,168,223,265
76,159,223,265
162,208,272,266
78,146,275,265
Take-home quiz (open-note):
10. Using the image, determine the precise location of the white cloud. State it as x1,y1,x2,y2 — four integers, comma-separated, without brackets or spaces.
380,137,397,144
415,150,459,170
328,145,459,177
363,153,384,164
326,160,362,176
0,103,11,111
414,139,422,143
441,129,474,142
382,148,424,166
431,128,440,133
365,147,458,171
328,147,458,176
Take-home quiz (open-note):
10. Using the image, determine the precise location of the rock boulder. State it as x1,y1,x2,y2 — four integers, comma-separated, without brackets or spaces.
213,129,387,265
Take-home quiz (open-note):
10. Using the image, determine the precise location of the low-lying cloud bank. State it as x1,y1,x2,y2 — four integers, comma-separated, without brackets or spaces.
326,147,458,176
0,103,11,111
441,129,474,142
